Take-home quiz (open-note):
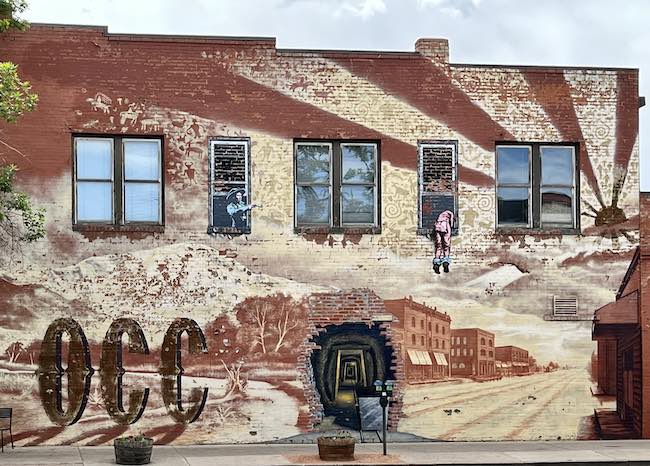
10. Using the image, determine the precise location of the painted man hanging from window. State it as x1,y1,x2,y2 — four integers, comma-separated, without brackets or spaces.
432,209,454,274
226,188,258,231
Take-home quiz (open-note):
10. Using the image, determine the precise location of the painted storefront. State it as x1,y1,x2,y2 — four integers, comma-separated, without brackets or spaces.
0,24,641,444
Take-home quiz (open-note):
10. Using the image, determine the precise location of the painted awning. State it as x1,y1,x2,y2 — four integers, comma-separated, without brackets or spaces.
592,292,638,339
433,352,448,366
594,292,638,325
407,349,432,365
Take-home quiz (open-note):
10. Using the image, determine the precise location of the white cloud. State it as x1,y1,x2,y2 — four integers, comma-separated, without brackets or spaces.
337,0,386,18
278,0,386,18
417,0,482,17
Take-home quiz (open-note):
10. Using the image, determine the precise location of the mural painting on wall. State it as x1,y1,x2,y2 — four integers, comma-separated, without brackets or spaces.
419,142,458,274
432,210,455,274
209,139,259,235
0,26,643,446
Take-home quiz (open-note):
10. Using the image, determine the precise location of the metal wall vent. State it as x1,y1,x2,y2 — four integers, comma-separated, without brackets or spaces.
553,296,578,316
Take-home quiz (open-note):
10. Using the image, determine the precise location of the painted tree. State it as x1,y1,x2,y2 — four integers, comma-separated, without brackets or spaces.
220,360,247,398
4,340,24,363
245,301,270,353
272,300,303,352
546,361,559,371
0,0,44,260
235,294,308,357
205,315,241,362
25,339,38,365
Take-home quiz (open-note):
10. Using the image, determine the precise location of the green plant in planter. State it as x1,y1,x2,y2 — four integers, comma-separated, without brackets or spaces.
114,435,154,465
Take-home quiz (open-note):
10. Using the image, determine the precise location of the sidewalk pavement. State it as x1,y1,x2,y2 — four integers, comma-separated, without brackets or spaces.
3,440,650,465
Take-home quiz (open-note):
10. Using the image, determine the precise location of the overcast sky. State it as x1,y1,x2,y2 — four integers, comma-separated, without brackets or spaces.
24,0,648,189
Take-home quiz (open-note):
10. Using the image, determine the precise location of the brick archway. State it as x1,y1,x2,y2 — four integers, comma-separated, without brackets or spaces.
297,289,404,431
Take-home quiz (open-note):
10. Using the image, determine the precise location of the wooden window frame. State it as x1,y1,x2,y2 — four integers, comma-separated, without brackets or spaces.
495,142,580,234
72,134,164,232
293,139,381,234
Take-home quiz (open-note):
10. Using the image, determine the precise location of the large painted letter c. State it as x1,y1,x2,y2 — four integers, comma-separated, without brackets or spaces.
100,318,150,425
160,318,209,423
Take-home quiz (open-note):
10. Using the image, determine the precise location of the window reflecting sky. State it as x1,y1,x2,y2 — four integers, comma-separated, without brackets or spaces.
342,144,375,183
77,139,112,180
541,147,573,185
124,141,160,181
296,145,330,184
297,186,330,224
77,182,112,221
497,147,529,185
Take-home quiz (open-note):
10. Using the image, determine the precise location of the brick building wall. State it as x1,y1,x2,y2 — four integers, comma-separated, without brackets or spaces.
639,193,650,437
0,24,641,444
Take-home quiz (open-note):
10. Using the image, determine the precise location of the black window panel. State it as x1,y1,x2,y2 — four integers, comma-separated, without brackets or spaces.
213,151,246,183
209,139,251,235
421,194,455,230
418,142,458,235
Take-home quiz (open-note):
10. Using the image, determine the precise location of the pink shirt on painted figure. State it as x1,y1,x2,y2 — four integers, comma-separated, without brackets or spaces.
434,210,454,233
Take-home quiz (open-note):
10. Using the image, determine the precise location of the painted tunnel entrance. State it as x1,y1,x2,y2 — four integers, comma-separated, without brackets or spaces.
310,323,394,429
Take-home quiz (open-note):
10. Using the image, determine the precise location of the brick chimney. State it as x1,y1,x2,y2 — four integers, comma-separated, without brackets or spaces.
415,38,449,67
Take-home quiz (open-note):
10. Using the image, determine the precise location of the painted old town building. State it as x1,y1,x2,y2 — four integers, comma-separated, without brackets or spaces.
384,297,451,382
495,345,530,376
0,22,642,444
450,328,496,378
591,193,650,439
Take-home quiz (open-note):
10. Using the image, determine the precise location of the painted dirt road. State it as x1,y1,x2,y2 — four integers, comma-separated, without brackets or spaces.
401,369,608,441
1,369,301,445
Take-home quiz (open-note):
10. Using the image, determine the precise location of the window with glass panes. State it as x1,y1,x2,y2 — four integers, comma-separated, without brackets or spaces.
73,136,162,225
294,141,379,231
496,143,578,231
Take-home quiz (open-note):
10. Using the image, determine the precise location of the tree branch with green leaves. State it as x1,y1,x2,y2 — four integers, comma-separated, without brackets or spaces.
0,62,38,123
0,0,45,263
0,0,28,34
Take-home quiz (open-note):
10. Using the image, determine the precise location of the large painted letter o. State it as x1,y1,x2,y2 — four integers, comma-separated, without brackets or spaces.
37,318,94,426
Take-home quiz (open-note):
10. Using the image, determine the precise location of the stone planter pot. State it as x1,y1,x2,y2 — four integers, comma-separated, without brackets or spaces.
317,436,356,461
113,437,154,465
